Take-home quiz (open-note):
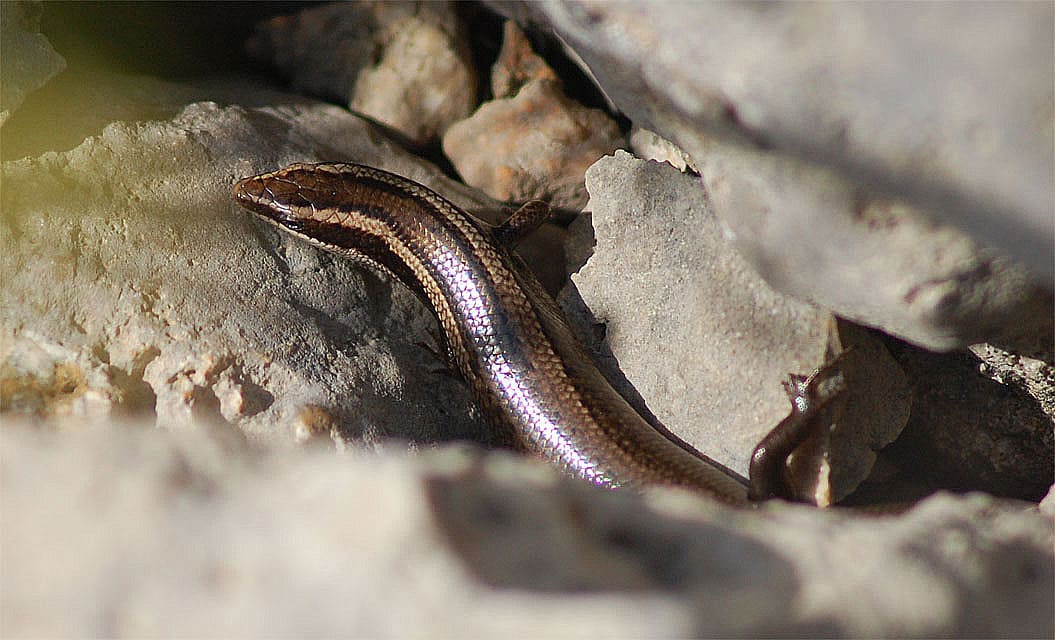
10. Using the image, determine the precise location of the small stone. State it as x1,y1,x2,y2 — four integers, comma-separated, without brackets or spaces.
491,20,557,99
290,404,341,448
444,78,623,208
628,127,698,174
350,5,478,143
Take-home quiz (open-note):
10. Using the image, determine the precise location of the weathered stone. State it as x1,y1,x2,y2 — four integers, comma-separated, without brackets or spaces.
628,127,697,174
971,337,1055,420
490,20,557,99
0,74,501,449
696,143,1053,352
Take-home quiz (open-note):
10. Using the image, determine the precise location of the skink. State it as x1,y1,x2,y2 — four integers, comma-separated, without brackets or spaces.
233,162,842,506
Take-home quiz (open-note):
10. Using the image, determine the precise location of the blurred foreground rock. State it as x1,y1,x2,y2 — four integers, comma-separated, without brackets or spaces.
3,421,1052,638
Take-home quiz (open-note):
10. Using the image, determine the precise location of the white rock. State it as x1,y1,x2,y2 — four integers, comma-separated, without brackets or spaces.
0,74,501,449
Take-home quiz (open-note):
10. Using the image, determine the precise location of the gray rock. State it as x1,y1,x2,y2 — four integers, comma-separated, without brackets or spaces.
0,0,67,126
248,1,477,144
3,421,1051,638
568,152,910,501
492,0,1055,350
629,127,697,174
696,143,1052,353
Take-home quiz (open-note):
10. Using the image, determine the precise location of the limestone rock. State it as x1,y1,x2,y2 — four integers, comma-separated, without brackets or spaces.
0,73,501,449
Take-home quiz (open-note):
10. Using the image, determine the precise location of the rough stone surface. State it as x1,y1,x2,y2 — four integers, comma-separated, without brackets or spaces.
493,0,1055,348
443,22,623,208
788,320,913,505
971,339,1055,419
0,73,504,449
248,1,477,144
0,0,67,126
568,152,910,500
877,339,1054,502
3,421,1052,638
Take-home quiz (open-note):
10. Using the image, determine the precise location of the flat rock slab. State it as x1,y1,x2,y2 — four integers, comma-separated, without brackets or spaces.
570,152,911,498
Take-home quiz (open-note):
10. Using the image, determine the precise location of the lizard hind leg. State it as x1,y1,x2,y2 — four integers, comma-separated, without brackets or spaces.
748,354,850,502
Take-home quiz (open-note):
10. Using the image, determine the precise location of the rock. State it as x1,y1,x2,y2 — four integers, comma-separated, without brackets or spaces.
0,0,67,126
784,320,913,505
442,21,624,208
1041,485,1055,518
3,8,1053,637
629,127,697,174
971,336,1055,420
490,19,558,99
3,420,1051,637
248,1,477,145
0,72,505,449
873,338,1054,501
567,152,910,501
695,144,1053,353
491,1,1055,348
